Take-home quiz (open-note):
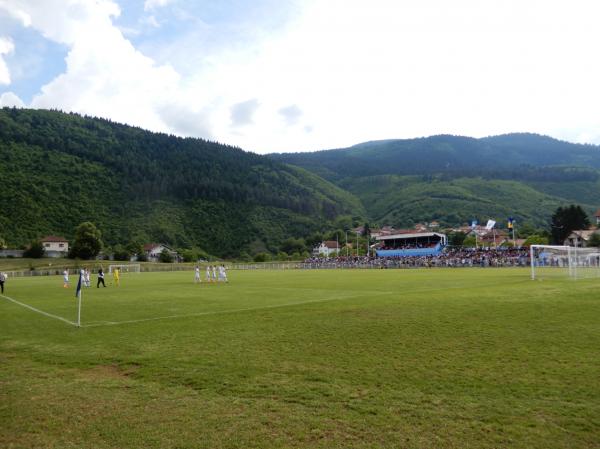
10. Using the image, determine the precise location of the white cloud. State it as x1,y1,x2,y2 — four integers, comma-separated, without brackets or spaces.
0,37,14,85
0,0,211,137
230,99,260,127
144,0,175,12
0,91,24,107
278,104,302,126
2,0,600,151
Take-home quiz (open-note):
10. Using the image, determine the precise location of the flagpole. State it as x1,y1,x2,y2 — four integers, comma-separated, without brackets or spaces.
75,269,83,328
512,222,516,247
345,230,348,257
77,289,82,328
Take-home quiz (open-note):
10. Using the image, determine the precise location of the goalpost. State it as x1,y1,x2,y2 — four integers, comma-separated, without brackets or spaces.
108,264,141,274
530,245,600,280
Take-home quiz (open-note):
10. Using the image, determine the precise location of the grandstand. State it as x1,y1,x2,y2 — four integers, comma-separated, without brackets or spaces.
375,231,447,257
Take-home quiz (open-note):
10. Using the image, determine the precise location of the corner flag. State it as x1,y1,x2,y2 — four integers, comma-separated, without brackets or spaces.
75,269,84,327
75,269,83,298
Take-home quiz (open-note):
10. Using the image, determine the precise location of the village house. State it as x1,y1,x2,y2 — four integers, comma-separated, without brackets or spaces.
40,235,69,257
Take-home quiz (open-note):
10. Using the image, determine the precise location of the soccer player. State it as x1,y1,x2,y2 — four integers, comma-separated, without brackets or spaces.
97,267,106,288
194,266,201,283
211,265,217,283
205,265,211,283
113,267,120,287
219,264,228,283
84,268,91,287
63,269,69,288
0,271,6,294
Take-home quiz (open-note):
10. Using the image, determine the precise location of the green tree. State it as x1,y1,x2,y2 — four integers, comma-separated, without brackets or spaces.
254,252,271,262
23,240,45,258
70,222,103,260
448,231,466,246
180,249,196,263
523,234,549,246
463,235,477,247
334,215,353,231
517,222,537,238
550,205,590,244
126,241,144,259
158,249,173,263
0,237,6,249
305,232,323,250
280,238,306,255
587,232,600,247
238,251,252,262
112,244,131,261
362,222,371,237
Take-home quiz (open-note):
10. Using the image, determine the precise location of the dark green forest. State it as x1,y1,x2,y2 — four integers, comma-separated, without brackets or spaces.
0,108,363,256
270,134,600,228
2,109,598,257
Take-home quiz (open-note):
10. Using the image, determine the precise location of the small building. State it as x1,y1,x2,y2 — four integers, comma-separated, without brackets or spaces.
313,241,340,257
594,209,600,226
371,226,396,239
40,235,69,257
143,243,178,262
478,230,509,247
564,229,599,248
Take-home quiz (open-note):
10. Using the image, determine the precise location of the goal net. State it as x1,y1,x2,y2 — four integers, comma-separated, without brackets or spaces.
530,245,600,280
108,264,141,274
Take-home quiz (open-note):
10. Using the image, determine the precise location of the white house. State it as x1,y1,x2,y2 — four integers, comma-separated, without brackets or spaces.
40,236,69,255
564,229,599,248
143,243,178,261
595,208,600,226
313,240,340,257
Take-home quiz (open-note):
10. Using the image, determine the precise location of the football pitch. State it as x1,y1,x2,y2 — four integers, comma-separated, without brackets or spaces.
1,268,599,448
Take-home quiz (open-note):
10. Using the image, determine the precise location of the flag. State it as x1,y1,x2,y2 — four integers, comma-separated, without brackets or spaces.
508,217,514,229
75,269,83,298
485,219,496,230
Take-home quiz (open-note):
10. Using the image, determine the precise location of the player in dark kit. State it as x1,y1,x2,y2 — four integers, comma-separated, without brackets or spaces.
97,267,106,288
0,272,6,294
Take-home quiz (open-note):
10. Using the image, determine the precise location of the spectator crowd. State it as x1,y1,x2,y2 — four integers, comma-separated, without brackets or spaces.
303,247,530,269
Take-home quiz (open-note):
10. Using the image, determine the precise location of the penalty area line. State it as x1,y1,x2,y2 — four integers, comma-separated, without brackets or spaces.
81,292,393,328
0,293,78,327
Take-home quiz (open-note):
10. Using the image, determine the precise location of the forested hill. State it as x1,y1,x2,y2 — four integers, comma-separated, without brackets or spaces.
270,134,600,228
0,108,364,256
270,134,600,181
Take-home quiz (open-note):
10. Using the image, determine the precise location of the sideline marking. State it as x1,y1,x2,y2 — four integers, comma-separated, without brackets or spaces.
0,293,77,327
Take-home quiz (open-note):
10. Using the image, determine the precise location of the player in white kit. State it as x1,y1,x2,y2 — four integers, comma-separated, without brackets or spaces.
194,266,201,283
220,264,228,283
63,270,69,288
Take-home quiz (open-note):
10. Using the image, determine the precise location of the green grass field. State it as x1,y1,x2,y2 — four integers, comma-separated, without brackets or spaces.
1,268,599,448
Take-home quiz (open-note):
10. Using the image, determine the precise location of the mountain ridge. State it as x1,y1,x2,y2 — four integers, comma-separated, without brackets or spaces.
269,133,600,229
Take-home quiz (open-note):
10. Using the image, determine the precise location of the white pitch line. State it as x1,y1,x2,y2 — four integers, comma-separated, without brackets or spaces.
81,291,393,328
0,293,78,327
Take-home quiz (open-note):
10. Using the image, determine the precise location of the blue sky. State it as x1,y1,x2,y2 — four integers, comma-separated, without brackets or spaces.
1,0,600,153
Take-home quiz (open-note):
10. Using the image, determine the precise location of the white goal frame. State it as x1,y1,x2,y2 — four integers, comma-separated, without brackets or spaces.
530,245,600,280
530,245,571,280
108,264,141,274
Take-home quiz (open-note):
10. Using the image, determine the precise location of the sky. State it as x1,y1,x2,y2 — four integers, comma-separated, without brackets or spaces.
1,0,599,154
